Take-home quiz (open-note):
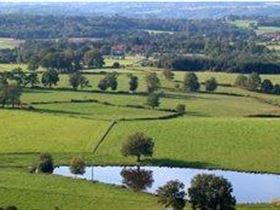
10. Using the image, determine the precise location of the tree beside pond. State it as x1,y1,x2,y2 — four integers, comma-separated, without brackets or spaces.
188,174,236,210
37,153,54,174
121,167,154,192
70,157,86,176
156,180,186,210
121,132,154,162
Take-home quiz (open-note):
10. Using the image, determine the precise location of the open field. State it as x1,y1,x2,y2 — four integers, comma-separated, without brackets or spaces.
96,117,280,173
1,63,280,208
0,110,109,153
0,37,23,49
35,102,170,120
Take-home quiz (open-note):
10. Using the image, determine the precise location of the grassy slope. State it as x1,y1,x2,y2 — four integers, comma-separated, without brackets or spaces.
96,118,280,173
1,169,278,210
0,110,109,153
0,169,159,210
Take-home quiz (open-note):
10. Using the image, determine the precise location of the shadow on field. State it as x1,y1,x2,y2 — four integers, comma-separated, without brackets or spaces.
34,108,84,116
142,158,215,168
185,111,211,117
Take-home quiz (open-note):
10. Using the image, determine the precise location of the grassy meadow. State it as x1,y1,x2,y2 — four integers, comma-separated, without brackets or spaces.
1,60,280,209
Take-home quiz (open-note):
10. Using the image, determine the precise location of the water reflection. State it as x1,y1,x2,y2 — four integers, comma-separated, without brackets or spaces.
121,166,154,192
54,166,280,203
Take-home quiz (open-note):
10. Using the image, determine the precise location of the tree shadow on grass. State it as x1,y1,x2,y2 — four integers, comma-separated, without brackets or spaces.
141,158,217,169
33,108,85,116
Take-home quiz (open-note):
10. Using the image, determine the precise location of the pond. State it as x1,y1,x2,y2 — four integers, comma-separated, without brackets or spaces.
54,166,280,204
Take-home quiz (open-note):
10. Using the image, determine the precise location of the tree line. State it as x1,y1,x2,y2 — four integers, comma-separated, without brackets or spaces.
235,72,280,95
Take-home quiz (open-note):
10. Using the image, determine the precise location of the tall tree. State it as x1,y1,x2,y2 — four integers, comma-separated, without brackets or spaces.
121,132,154,162
41,69,59,88
205,77,218,92
69,72,89,90
188,174,236,210
247,72,261,91
156,180,186,210
128,74,138,93
145,72,160,93
183,72,200,92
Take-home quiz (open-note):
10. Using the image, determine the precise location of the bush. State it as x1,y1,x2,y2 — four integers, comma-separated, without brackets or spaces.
156,180,186,210
37,153,54,174
70,157,86,176
175,104,186,113
112,62,121,68
146,93,160,109
205,77,218,92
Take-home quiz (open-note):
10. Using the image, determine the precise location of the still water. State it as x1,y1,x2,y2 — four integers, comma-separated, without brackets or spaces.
54,166,280,204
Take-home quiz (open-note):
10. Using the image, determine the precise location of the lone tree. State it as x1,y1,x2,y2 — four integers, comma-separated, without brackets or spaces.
70,157,86,176
128,74,138,93
247,72,261,91
156,180,186,210
261,79,274,93
145,72,160,93
205,77,218,92
69,72,89,90
41,69,59,88
147,93,160,109
121,132,154,162
162,69,174,81
188,174,236,210
121,167,154,192
234,74,248,88
183,72,200,92
37,153,54,174
273,84,280,95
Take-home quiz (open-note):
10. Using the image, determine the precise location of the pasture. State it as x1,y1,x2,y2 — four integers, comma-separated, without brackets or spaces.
96,118,280,173
1,62,280,209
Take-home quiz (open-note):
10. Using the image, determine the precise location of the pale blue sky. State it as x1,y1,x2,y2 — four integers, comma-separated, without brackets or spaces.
1,0,280,2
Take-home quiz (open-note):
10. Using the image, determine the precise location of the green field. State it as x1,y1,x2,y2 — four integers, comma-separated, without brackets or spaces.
1,63,280,209
95,118,280,173
0,38,22,49
0,169,159,210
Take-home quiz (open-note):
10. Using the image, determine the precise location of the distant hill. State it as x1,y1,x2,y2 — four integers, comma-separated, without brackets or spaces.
1,2,280,18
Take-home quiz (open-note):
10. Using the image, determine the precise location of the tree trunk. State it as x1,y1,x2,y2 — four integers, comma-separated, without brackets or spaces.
137,154,141,162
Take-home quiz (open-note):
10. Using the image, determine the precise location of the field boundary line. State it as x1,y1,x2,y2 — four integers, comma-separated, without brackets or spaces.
92,120,117,153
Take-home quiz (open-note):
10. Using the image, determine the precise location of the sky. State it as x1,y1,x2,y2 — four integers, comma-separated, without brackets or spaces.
1,0,280,2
